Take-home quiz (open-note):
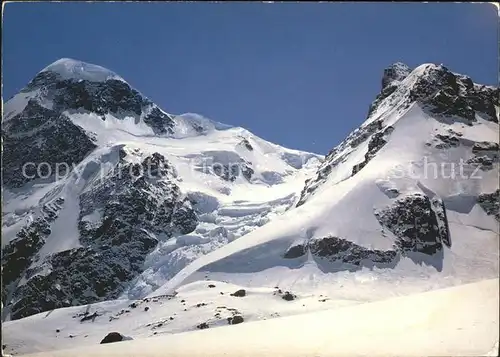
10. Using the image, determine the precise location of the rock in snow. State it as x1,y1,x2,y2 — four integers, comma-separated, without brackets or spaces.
100,332,124,344
230,289,246,297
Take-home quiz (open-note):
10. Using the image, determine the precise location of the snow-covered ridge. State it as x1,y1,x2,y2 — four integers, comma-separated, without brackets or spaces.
4,58,247,142
171,113,234,138
40,58,125,83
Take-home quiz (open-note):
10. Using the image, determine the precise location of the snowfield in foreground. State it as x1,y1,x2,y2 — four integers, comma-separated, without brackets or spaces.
12,278,499,357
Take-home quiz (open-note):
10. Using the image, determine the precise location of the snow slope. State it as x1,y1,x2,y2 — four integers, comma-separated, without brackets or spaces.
3,58,124,121
2,123,321,300
6,278,498,357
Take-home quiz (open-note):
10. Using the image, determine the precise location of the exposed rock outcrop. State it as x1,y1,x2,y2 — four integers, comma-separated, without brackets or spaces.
3,152,198,320
374,193,451,255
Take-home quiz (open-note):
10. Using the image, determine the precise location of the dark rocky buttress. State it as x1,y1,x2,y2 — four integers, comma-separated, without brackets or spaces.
2,100,97,188
24,71,175,135
477,190,499,221
3,70,176,188
284,236,397,267
408,65,499,123
374,193,451,255
367,62,412,118
2,152,198,320
287,193,451,268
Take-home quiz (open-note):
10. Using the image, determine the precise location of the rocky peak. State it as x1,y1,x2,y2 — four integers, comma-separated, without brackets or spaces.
381,62,412,90
2,59,178,187
10,58,175,136
368,62,499,124
408,63,499,123
297,62,499,208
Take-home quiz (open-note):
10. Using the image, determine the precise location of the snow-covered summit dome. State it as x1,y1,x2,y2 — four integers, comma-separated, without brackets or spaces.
40,58,125,83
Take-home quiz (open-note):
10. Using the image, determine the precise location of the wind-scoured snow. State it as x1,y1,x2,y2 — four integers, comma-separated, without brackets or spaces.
170,113,233,138
40,58,125,83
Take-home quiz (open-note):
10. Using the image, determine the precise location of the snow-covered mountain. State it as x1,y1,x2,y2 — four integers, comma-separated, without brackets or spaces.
1,58,322,322
2,59,499,356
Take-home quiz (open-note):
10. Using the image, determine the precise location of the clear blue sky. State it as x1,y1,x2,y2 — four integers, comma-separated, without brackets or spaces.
3,2,498,154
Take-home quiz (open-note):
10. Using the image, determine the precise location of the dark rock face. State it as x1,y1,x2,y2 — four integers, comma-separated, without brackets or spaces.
281,292,296,301
374,193,451,255
349,120,383,149
472,141,499,154
4,152,198,320
409,65,499,123
80,311,101,322
466,156,496,171
228,315,244,325
239,138,253,151
466,142,500,171
382,62,412,90
367,62,411,118
240,164,255,181
52,79,142,117
100,332,124,344
310,237,397,265
2,100,97,188
478,190,499,221
24,70,175,134
309,236,396,263
283,243,307,259
466,83,499,123
352,126,394,176
143,106,175,136
1,219,51,305
284,236,397,266
196,322,209,329
434,134,460,149
212,161,254,182
1,196,65,307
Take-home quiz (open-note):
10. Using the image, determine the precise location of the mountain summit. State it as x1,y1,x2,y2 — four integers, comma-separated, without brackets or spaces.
2,58,321,320
40,58,126,83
